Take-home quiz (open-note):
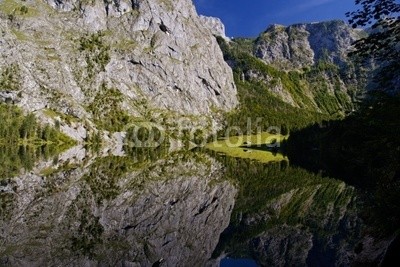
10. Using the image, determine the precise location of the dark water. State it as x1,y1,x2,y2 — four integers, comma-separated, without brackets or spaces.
0,144,391,266
220,258,258,267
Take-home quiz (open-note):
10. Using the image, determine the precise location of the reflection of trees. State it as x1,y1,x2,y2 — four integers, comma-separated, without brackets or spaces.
210,153,361,266
83,146,169,204
0,103,70,144
0,145,57,179
286,94,400,235
0,103,75,179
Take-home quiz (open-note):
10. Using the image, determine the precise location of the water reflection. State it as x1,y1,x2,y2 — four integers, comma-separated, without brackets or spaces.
0,144,63,179
0,143,389,266
0,146,236,266
220,258,259,267
208,152,363,266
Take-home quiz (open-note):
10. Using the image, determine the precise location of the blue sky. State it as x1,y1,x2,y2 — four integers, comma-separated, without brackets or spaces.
193,0,358,37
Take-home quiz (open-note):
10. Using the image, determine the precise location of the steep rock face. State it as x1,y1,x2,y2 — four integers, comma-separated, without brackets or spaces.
0,151,237,266
306,21,361,66
255,24,314,69
0,0,237,141
199,15,229,41
255,20,362,69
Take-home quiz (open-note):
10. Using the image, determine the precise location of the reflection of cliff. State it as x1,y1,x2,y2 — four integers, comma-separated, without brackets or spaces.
211,156,374,266
0,151,236,266
249,181,360,267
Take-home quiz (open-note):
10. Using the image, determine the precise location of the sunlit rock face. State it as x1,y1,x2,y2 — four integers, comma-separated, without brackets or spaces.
199,15,230,41
0,0,237,141
0,151,237,266
254,20,362,69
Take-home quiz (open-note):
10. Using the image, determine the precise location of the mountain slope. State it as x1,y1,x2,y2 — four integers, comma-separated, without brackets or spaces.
0,0,237,141
214,20,370,132
253,21,368,112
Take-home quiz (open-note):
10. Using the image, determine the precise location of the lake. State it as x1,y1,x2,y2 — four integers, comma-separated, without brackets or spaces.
0,134,391,266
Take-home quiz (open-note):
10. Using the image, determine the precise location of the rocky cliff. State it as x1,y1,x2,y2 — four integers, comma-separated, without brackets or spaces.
0,0,237,141
255,20,364,70
199,15,229,41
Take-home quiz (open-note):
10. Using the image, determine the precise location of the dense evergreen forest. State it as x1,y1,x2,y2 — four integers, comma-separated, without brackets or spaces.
0,103,72,145
214,0,400,259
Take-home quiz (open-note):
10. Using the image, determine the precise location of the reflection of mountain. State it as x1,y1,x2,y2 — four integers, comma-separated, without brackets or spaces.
210,155,389,266
1,145,394,266
0,150,236,266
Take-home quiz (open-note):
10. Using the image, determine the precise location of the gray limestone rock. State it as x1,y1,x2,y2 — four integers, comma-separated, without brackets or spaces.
199,15,230,41
0,91,19,104
0,0,238,141
255,20,362,69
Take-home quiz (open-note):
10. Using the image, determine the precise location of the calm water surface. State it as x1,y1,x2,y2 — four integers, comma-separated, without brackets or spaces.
0,141,374,266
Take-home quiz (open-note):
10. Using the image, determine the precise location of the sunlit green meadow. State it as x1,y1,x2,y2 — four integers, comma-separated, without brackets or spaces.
206,132,288,163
